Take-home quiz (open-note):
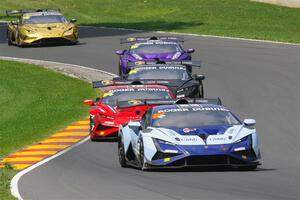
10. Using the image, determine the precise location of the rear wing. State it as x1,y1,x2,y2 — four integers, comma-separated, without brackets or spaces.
127,60,201,69
120,36,184,44
6,9,61,16
117,98,222,109
92,79,171,88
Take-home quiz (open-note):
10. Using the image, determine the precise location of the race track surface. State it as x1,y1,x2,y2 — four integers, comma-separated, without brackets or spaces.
1,23,299,200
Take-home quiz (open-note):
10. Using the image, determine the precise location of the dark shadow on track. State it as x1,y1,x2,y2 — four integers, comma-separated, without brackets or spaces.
143,166,277,173
79,21,204,38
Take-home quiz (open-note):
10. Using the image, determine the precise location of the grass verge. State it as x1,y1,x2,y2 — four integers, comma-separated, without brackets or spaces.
0,0,299,43
0,60,96,199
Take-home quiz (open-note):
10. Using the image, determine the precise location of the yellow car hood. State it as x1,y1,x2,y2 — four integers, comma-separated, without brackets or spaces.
21,23,73,37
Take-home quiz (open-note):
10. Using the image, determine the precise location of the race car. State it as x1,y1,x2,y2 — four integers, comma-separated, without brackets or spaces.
83,80,175,141
115,60,205,98
118,99,261,170
6,9,78,46
115,36,195,76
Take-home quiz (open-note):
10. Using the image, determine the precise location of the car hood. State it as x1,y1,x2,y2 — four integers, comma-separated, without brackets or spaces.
149,125,255,145
21,23,72,35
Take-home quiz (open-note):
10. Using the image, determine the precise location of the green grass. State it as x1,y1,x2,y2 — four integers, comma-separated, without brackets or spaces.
0,0,299,43
0,60,96,199
0,165,16,200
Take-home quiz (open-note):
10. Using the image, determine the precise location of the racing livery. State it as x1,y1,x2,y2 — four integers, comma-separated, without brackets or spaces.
115,61,205,98
118,99,261,170
115,36,195,75
6,9,78,46
83,80,175,141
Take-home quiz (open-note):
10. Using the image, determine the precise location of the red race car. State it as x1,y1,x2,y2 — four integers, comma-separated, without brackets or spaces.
83,80,175,141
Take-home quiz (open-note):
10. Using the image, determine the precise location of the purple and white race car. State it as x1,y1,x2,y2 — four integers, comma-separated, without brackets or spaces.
116,36,195,76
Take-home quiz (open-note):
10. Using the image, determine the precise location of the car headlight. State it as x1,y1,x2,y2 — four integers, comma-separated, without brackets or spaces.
234,135,251,144
132,54,143,60
64,27,74,35
154,138,175,146
171,52,182,60
152,138,180,160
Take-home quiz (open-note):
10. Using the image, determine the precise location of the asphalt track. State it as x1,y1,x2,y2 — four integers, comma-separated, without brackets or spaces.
0,23,299,200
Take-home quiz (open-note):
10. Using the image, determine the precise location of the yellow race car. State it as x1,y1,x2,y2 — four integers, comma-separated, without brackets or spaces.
6,9,78,46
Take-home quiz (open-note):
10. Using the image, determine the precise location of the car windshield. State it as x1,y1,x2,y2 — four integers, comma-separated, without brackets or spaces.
23,14,67,24
101,88,172,106
152,107,240,127
130,43,182,54
127,66,190,80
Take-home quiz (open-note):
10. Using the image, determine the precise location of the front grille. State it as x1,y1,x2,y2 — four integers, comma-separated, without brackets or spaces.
32,38,71,44
186,155,228,165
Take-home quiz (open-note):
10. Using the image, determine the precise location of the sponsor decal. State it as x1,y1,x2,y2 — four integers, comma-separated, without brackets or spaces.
135,61,145,65
127,37,136,42
101,80,113,85
128,69,140,75
177,137,200,142
183,128,196,133
163,157,171,162
130,44,140,49
158,66,185,70
158,107,228,113
128,99,142,105
103,92,114,97
208,137,226,142
152,112,166,119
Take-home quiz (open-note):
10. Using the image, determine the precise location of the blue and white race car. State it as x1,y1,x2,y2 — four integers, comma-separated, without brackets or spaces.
118,99,261,170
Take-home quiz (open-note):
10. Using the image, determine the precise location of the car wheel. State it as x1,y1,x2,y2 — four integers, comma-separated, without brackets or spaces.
198,81,204,98
89,116,96,142
118,134,128,167
139,138,146,170
118,64,122,76
7,31,12,46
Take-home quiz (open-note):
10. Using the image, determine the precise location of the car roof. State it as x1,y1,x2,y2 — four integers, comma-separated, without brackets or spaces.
152,104,229,113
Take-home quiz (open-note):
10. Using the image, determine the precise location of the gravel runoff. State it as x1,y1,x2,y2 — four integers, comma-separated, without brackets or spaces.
0,56,115,82
252,0,300,8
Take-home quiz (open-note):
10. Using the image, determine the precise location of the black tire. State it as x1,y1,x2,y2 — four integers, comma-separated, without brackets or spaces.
89,116,96,142
198,81,204,98
238,165,257,171
139,138,146,170
118,134,128,167
7,31,12,46
118,64,122,76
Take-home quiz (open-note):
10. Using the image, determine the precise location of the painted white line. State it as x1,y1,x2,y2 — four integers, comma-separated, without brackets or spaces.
11,136,90,200
0,56,116,77
0,20,298,45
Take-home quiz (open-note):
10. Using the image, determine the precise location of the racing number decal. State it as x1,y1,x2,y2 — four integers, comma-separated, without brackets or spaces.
128,100,142,105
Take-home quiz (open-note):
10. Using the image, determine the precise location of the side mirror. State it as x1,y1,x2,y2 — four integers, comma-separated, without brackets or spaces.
187,48,195,53
243,119,256,126
116,50,125,55
193,74,205,81
11,21,18,25
83,99,94,106
70,19,77,23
